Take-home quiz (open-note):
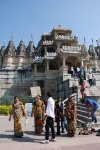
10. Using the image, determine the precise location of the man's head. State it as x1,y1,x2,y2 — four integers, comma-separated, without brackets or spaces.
47,92,52,98
68,96,73,102
57,97,61,102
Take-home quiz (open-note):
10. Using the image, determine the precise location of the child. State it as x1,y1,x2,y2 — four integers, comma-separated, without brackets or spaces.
61,109,67,133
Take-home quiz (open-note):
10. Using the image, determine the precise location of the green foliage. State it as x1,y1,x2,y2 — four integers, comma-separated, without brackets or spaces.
0,105,12,114
20,96,33,105
0,96,33,105
0,97,13,105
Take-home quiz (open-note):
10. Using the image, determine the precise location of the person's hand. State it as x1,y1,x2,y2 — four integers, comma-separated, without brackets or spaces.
44,114,47,120
9,116,11,121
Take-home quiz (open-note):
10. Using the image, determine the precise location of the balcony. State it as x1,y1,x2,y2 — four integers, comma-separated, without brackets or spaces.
45,52,57,59
43,40,54,45
55,35,74,40
33,56,44,63
61,46,87,54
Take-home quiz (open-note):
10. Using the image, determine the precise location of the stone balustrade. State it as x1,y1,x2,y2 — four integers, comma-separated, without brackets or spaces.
33,56,44,63
45,52,57,59
53,26,69,30
43,40,54,45
55,35,74,40
47,52,56,56
61,45,84,53
62,45,81,50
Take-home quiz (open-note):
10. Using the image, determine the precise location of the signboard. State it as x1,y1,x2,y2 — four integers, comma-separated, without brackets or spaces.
30,86,41,97
25,103,32,116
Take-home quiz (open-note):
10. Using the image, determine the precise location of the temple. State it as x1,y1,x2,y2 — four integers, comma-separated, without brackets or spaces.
0,26,100,100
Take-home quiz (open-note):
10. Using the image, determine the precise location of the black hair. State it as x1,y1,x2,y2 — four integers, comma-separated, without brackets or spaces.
57,97,61,99
14,96,19,100
36,95,41,98
47,92,51,97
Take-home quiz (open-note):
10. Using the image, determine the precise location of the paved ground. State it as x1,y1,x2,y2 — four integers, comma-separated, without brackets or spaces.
0,116,100,150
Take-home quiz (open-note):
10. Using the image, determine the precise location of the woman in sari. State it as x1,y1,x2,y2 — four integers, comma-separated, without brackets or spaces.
65,96,77,137
79,73,84,85
31,95,45,134
9,96,27,137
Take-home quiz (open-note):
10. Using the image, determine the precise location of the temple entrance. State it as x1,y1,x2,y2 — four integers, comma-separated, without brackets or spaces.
65,56,81,67
65,56,81,76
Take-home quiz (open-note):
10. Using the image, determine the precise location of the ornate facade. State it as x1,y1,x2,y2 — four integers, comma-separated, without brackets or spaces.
0,26,100,99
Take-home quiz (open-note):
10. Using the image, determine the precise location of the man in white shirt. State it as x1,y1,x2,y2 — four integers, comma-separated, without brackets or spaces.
87,72,93,86
42,92,56,144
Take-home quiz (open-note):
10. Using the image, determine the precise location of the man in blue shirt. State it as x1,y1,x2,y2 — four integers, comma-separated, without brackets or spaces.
81,98,99,123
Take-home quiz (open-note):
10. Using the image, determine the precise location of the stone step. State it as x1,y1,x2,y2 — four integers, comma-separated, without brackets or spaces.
77,114,91,122
77,119,100,128
77,106,100,113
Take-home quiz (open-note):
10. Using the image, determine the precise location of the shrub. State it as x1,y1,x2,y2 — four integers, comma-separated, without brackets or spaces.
0,97,13,105
20,96,33,105
0,105,12,114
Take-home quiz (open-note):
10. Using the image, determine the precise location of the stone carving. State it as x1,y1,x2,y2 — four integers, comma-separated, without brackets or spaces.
26,41,35,56
95,46,100,58
0,46,6,56
17,40,26,55
4,40,15,56
88,45,96,57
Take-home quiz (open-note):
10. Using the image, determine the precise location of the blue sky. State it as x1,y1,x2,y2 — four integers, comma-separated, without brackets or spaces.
0,0,100,48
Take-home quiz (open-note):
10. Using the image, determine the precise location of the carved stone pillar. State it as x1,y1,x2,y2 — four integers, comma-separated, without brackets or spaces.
34,64,37,73
85,64,87,71
95,59,98,71
45,47,47,56
81,59,84,67
63,55,66,66
47,60,49,70
57,42,60,49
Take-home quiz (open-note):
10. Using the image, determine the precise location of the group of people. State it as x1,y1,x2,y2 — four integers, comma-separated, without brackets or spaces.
9,93,77,144
68,65,86,80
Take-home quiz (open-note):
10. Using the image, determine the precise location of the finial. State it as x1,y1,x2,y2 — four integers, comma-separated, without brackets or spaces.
84,37,86,45
11,33,14,41
22,33,24,42
92,38,93,45
31,33,33,42
3,38,6,46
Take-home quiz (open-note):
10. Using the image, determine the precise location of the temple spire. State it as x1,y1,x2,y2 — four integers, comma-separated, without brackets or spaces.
31,33,33,42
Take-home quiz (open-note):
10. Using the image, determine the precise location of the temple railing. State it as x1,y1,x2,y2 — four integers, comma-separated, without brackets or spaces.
33,56,44,63
43,40,54,45
60,46,87,54
55,35,74,40
45,52,57,59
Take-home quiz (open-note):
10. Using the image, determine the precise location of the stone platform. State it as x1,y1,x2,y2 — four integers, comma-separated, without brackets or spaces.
0,116,100,150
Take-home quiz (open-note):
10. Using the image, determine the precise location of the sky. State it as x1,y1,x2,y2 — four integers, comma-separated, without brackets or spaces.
0,0,100,48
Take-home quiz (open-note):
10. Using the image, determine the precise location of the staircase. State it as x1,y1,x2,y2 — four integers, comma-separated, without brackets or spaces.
77,80,100,128
77,102,100,128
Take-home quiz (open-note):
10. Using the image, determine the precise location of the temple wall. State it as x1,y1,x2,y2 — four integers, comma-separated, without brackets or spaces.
0,70,33,98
